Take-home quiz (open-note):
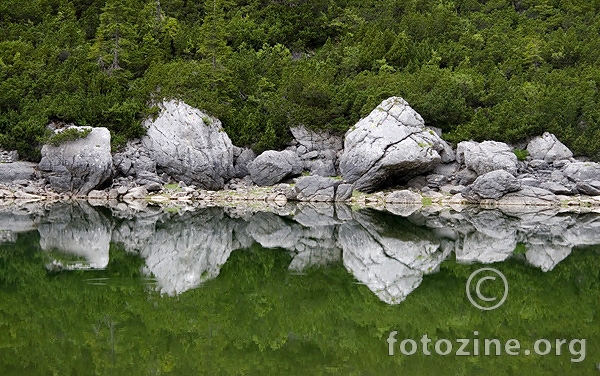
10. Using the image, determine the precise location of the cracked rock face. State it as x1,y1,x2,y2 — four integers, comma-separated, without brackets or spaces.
464,170,521,202
340,97,454,192
294,176,341,202
0,162,36,184
527,132,573,162
456,140,518,176
291,125,343,153
248,150,303,186
141,100,234,190
563,162,600,183
39,127,113,195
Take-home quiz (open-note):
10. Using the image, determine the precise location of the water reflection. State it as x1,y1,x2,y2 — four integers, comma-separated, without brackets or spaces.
2,200,600,303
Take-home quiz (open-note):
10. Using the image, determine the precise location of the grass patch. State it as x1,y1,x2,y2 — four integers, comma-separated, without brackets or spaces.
351,190,363,198
513,242,527,255
421,197,433,206
164,183,181,192
513,149,529,161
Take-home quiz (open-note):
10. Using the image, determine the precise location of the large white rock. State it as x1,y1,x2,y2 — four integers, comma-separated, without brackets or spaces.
456,140,518,176
526,132,573,162
39,126,113,195
464,170,521,202
340,97,454,192
563,162,600,182
248,150,303,186
141,100,234,190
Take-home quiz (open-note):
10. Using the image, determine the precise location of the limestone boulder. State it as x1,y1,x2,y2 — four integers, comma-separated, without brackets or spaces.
141,100,234,190
248,150,303,186
456,140,518,176
464,170,521,202
294,176,341,202
527,132,573,162
39,126,113,195
340,97,454,192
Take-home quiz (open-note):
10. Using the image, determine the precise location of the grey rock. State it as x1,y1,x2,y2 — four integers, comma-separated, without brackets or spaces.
296,145,307,155
540,181,576,195
232,148,256,178
88,190,108,199
456,140,518,176
432,162,459,177
302,150,319,160
528,159,550,170
123,186,148,200
113,140,157,176
335,184,353,201
464,170,520,202
141,100,234,190
527,132,573,162
519,177,540,187
295,176,340,202
385,190,422,204
340,97,454,192
0,149,18,163
135,170,164,191
290,125,343,152
455,168,478,185
0,162,36,184
307,158,336,177
576,181,600,196
39,126,113,195
406,176,428,190
248,150,303,186
497,187,559,206
425,174,447,189
108,189,119,199
563,162,600,182
553,159,571,169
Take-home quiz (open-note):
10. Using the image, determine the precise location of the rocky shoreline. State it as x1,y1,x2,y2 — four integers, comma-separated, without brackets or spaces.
1,97,600,212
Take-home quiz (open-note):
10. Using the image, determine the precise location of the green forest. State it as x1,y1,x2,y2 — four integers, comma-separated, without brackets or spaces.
1,0,600,160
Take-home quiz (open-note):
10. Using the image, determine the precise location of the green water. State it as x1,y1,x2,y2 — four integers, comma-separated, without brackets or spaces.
0,203,599,375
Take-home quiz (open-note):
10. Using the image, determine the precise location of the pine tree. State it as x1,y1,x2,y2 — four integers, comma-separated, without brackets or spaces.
92,0,140,75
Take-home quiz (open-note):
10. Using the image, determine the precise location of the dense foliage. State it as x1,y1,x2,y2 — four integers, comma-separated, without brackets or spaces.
1,0,600,160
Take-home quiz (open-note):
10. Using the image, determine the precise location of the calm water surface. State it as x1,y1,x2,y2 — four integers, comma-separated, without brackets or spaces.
0,201,599,375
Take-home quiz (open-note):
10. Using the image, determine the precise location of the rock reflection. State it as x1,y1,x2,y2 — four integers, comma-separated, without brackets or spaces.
38,202,112,270
2,200,600,303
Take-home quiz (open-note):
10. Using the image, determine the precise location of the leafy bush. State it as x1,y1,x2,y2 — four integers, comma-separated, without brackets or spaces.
46,128,92,146
513,149,529,161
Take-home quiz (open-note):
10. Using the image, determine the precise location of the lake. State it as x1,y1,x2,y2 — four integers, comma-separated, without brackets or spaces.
0,200,599,375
